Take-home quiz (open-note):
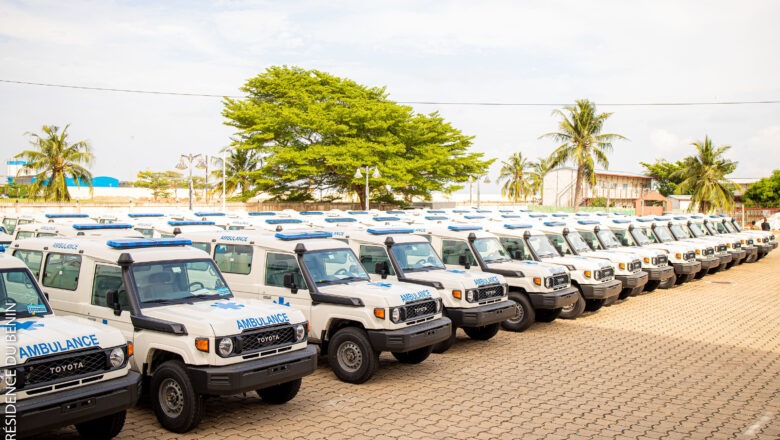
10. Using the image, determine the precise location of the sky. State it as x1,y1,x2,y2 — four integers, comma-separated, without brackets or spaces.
1,0,778,196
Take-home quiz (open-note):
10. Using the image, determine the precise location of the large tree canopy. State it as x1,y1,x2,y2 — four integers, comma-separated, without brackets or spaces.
671,136,737,213
223,66,491,203
640,159,686,196
743,170,780,205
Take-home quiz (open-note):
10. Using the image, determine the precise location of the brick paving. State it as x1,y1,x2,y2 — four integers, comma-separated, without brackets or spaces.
49,249,779,439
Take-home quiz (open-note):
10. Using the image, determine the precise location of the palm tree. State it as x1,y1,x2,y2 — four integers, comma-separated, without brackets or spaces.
672,136,737,213
528,155,554,203
14,125,93,201
211,147,261,199
498,152,530,203
541,99,625,211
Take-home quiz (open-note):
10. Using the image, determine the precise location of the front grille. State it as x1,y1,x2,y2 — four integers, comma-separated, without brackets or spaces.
703,247,715,256
239,324,296,354
18,348,109,389
684,251,696,261
717,244,727,253
551,272,569,290
476,284,505,301
656,255,668,266
629,260,642,272
595,267,614,281
403,299,437,321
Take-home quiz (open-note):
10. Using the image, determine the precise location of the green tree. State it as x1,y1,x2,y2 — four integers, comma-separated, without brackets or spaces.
528,155,554,202
135,171,175,201
640,159,685,196
210,148,262,201
671,135,737,213
744,170,780,205
222,66,491,204
14,124,93,201
498,152,530,203
541,99,626,211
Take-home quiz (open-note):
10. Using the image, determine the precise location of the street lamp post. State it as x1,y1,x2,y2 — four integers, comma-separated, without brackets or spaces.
354,165,381,211
475,174,491,209
175,153,207,211
468,176,474,207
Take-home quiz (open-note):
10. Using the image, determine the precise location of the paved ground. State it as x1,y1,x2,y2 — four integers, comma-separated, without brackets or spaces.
53,249,779,439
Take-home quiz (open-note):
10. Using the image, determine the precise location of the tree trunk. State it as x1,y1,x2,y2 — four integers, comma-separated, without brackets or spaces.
573,168,584,212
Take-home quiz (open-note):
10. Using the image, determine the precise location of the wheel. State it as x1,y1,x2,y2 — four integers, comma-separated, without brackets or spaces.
627,286,644,297
327,327,379,384
75,410,126,440
604,295,618,306
694,268,707,279
659,276,676,289
431,325,457,354
151,360,204,433
617,288,632,300
534,308,562,323
584,298,606,312
644,280,660,292
462,323,500,340
391,346,433,364
500,292,535,332
559,291,586,320
256,378,301,404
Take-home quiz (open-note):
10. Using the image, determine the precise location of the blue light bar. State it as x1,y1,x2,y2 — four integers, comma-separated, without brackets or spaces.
518,209,532,212
427,210,446,214
452,209,471,213
498,209,513,213
529,213,548,218
476,209,491,213
577,220,600,225
673,216,687,221
654,217,671,221
347,211,368,215
127,213,164,218
193,212,225,217
73,223,133,230
45,213,89,219
718,214,728,218
325,218,357,223
248,212,276,216
107,238,192,249
274,231,333,240
690,215,703,219
373,216,400,222
385,210,405,214
635,218,654,223
501,214,522,218
543,221,566,227
367,227,414,235
504,223,532,229
425,216,449,221
299,211,324,215
595,213,609,216
464,215,486,219
167,221,216,226
611,219,632,224
447,225,482,231
0,245,6,252
552,213,569,217
265,219,303,224
574,213,590,217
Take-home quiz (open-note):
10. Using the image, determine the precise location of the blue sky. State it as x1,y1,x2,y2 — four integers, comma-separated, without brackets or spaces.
1,0,778,195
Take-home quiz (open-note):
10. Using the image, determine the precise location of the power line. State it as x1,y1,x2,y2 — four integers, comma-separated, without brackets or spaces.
2,78,779,107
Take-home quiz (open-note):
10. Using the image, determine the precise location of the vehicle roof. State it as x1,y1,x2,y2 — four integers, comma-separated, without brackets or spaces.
179,229,351,253
0,252,31,270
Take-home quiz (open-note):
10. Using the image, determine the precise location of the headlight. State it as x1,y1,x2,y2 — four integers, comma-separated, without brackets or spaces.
109,347,125,368
294,323,306,342
544,277,553,288
435,298,443,312
217,337,234,357
465,289,477,302
390,307,402,323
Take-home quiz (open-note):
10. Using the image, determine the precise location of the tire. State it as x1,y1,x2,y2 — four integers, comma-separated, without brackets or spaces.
151,360,204,433
256,378,301,404
694,268,707,279
391,346,433,364
500,292,535,332
659,276,676,289
432,317,457,354
559,291,586,320
617,288,632,301
584,298,606,312
644,280,660,292
627,286,644,297
75,410,126,440
534,308,562,323
327,327,379,384
462,323,500,340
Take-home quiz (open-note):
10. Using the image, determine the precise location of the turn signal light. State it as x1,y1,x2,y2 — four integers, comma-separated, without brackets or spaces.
127,342,134,357
533,277,542,285
374,308,386,319
452,290,462,299
195,338,209,353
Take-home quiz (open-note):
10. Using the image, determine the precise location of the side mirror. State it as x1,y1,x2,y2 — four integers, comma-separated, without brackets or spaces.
283,273,298,294
106,289,122,316
374,261,389,279
458,255,471,270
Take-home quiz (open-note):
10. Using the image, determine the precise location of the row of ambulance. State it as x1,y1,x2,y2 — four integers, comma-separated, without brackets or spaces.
0,208,774,438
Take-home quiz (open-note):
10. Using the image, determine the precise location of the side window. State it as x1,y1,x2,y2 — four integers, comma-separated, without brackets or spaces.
265,253,306,289
441,240,477,266
92,264,129,310
42,253,82,291
15,231,34,240
500,238,532,260
214,244,252,275
2,218,16,234
135,228,153,238
547,235,571,255
12,250,43,279
613,230,631,246
359,245,395,276
190,242,211,253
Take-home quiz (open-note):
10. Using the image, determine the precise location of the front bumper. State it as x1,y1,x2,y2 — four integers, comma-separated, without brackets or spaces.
367,317,452,352
757,243,771,256
672,260,701,275
616,272,649,289
729,249,746,263
697,256,720,271
446,301,516,328
718,253,733,265
8,371,141,438
188,345,317,396
744,246,758,262
644,266,675,281
579,279,622,300
770,241,778,250
528,286,579,310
